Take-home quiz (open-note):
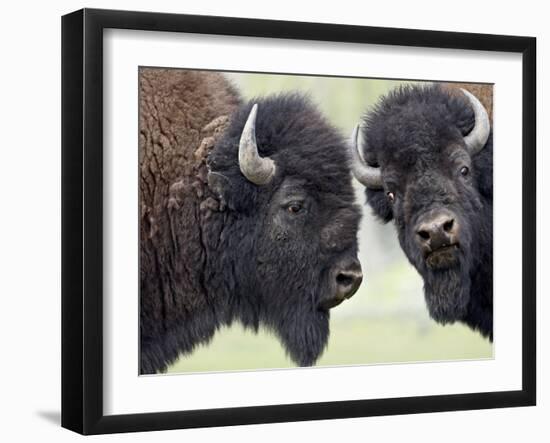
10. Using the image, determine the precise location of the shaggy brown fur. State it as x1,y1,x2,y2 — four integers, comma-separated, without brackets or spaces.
442,83,493,123
139,68,241,371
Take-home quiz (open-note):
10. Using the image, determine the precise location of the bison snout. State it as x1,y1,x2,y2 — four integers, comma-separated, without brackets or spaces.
415,210,460,255
335,259,363,299
319,259,363,311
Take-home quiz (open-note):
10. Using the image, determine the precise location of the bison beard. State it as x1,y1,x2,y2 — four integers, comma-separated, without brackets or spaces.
261,280,331,367
140,69,361,374
423,259,471,324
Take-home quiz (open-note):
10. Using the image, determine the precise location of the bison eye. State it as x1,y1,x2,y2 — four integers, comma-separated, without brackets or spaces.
460,166,470,176
287,202,303,214
386,191,395,203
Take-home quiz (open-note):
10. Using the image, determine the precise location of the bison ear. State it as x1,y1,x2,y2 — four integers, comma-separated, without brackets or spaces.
366,188,393,223
207,169,258,213
207,171,230,209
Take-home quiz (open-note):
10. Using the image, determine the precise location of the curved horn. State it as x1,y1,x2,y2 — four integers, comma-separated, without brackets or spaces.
350,124,383,189
238,104,276,185
461,88,491,156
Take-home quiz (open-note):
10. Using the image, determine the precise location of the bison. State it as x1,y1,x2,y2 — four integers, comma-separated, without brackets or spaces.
140,68,362,374
350,83,493,339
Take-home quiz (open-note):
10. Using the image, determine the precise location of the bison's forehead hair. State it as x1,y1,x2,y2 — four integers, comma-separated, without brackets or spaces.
362,84,476,167
212,93,355,201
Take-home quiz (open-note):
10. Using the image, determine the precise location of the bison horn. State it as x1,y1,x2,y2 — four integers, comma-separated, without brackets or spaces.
350,124,383,189
238,104,276,185
461,88,491,156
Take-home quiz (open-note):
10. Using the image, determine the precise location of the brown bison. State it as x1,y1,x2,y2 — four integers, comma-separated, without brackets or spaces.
140,68,362,374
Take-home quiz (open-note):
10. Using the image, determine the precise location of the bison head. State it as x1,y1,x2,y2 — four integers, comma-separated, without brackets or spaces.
207,94,362,365
351,84,492,328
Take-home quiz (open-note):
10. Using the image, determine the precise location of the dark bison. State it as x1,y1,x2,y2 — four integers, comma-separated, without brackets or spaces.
351,83,493,339
140,68,362,374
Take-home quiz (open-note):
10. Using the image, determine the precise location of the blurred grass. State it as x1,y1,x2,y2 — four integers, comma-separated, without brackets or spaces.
165,71,493,374
169,321,491,373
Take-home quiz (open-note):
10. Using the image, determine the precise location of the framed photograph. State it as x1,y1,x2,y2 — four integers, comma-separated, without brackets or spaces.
61,8,536,435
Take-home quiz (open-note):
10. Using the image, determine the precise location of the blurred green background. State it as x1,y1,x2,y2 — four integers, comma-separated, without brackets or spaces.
166,71,493,374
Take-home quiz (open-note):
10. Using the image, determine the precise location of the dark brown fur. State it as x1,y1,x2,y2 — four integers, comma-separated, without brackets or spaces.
140,69,241,371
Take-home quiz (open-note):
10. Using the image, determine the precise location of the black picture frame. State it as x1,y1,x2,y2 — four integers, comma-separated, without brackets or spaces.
61,8,536,435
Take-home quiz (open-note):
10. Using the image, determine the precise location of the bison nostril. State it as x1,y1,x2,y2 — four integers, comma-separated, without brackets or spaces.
336,273,354,287
443,218,454,233
418,230,430,240
320,261,363,310
334,262,363,300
